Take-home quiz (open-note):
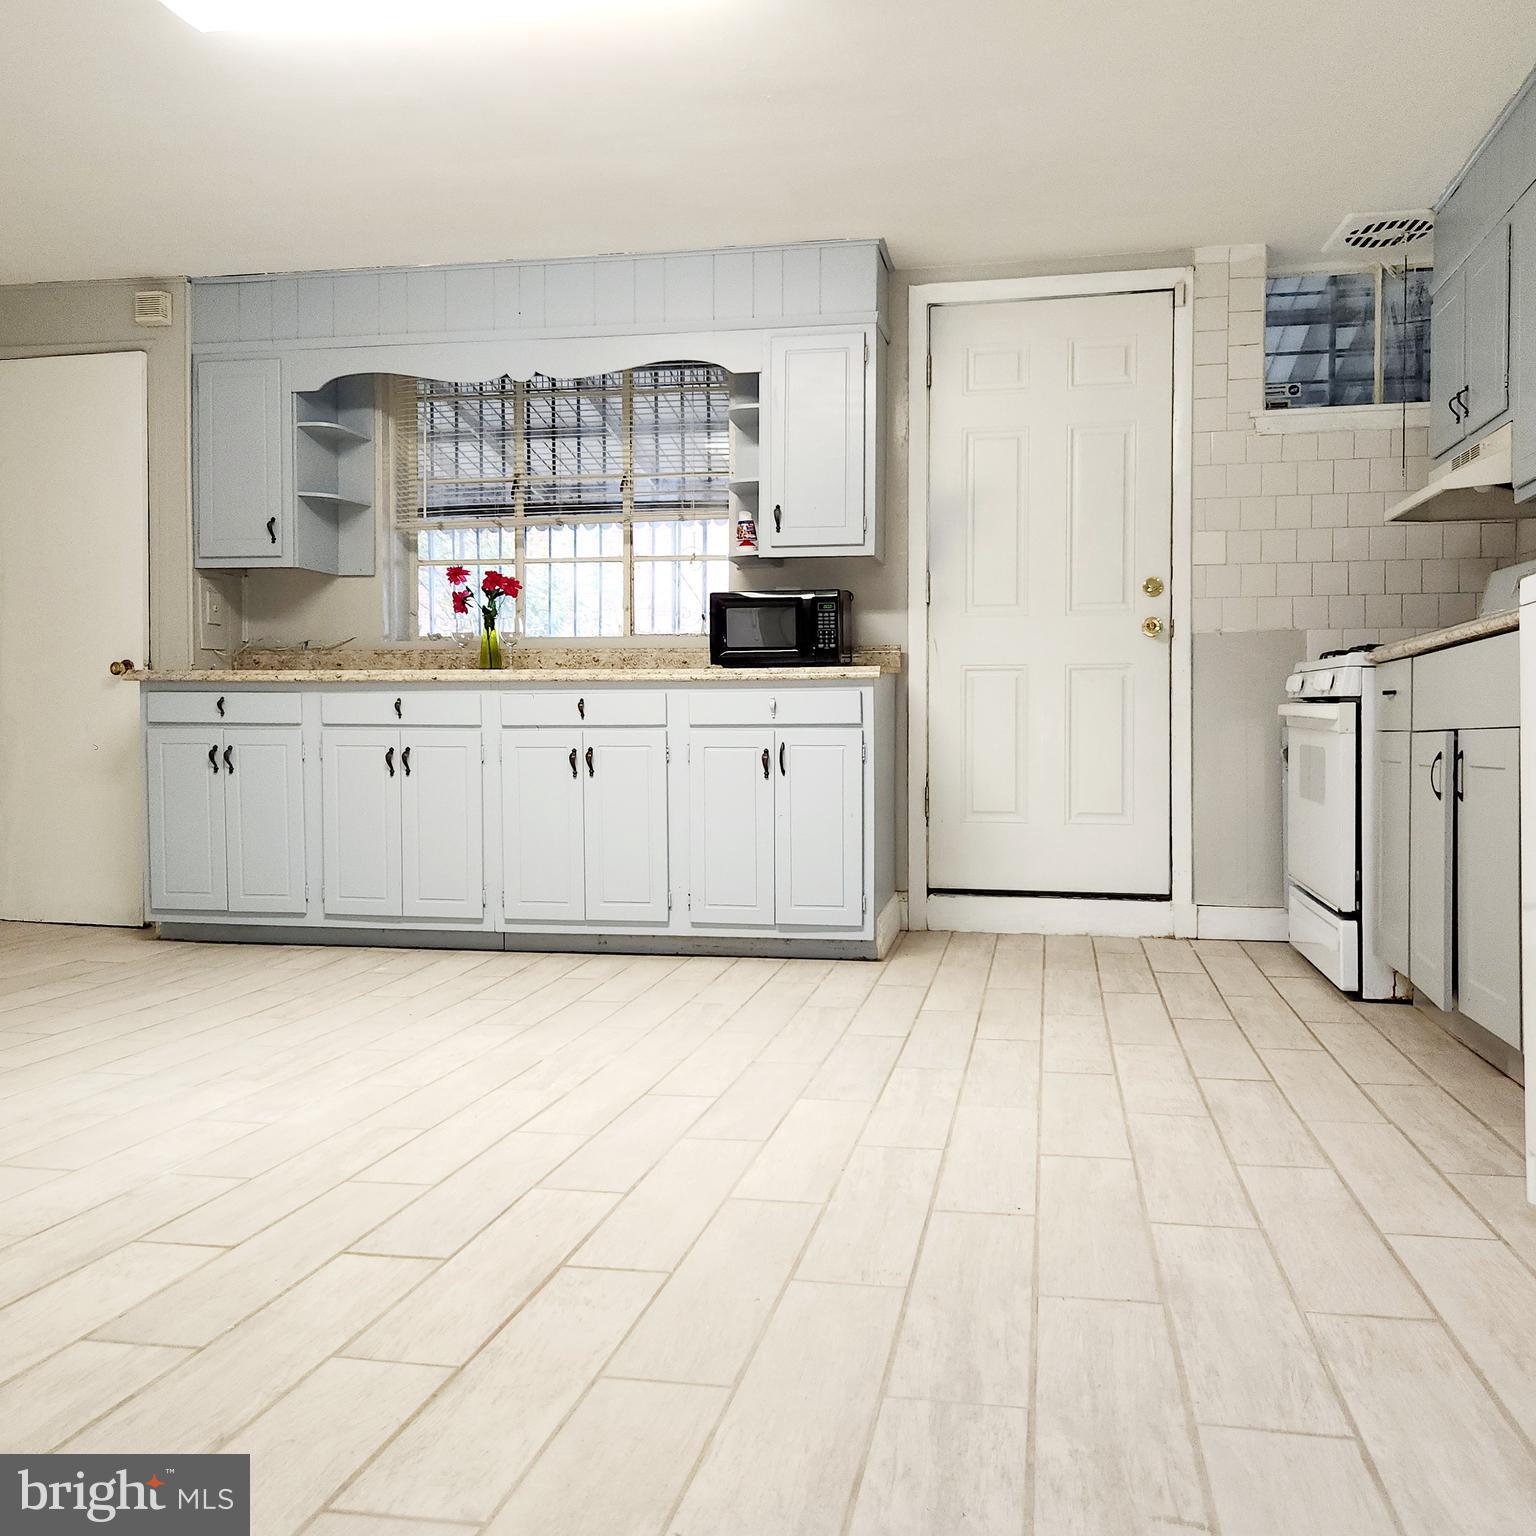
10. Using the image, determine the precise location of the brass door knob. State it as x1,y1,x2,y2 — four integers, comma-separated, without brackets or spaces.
109,659,137,676
1140,617,1165,638
1142,576,1165,597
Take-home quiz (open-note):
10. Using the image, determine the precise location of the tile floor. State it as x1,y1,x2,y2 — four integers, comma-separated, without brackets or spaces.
0,922,1533,1535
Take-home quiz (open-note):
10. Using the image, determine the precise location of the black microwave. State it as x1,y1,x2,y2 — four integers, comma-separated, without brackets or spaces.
709,590,853,667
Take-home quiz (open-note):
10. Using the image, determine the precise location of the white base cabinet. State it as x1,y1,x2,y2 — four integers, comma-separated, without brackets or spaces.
144,679,895,956
1408,729,1456,1012
1456,727,1521,1047
502,727,670,926
1373,730,1410,977
689,726,864,929
147,724,304,915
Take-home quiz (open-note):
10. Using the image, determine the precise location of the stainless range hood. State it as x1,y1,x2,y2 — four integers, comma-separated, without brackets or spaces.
1387,423,1517,522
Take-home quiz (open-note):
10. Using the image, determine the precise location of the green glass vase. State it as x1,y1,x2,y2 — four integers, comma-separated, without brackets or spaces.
478,623,502,670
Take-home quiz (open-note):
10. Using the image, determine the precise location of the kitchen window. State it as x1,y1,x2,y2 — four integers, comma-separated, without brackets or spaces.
1264,268,1431,409
397,365,731,639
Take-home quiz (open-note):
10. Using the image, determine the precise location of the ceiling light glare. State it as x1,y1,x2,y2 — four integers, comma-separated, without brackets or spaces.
158,0,544,33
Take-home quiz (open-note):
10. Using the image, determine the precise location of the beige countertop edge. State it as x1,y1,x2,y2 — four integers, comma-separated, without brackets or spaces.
1370,610,1519,663
132,664,899,684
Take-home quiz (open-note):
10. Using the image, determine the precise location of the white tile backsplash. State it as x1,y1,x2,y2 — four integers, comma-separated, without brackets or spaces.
1191,248,1509,655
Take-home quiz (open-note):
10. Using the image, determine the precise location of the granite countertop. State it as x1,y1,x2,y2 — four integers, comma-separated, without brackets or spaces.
132,644,903,686
1370,611,1518,663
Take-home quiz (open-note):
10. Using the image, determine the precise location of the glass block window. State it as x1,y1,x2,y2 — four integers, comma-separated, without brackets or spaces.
404,366,731,638
1264,268,1430,409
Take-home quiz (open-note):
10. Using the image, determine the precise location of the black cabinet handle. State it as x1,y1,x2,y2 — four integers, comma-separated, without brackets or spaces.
223,745,233,774
401,747,411,777
1455,749,1464,802
1381,689,1397,697
586,746,595,777
394,697,402,719
577,697,585,720
216,695,226,717
385,747,395,777
266,516,277,544
569,747,578,779
762,747,770,780
1430,750,1443,800
779,742,786,776
208,744,219,773
773,504,783,533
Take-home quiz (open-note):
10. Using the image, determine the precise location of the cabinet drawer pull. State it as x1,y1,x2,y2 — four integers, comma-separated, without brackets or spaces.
208,744,219,773
385,747,395,777
762,747,770,780
586,746,595,777
1429,750,1443,801
266,516,277,544
779,741,787,776
401,747,411,777
569,746,578,778
223,745,233,774
216,695,226,717
1380,689,1397,697
394,697,402,719
577,697,585,720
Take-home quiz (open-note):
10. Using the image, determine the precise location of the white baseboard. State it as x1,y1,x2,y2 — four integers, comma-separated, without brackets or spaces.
924,893,1182,938
1195,905,1289,941
875,894,904,957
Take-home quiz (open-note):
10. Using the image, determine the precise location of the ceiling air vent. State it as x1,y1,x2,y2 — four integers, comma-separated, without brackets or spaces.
1323,210,1435,262
133,291,174,327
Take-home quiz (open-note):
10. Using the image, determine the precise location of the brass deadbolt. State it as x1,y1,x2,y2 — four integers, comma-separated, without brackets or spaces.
1142,576,1165,597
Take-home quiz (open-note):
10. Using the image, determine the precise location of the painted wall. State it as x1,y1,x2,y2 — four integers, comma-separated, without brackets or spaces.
0,277,240,668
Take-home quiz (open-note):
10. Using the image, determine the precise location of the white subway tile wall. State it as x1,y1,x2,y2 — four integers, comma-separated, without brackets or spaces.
1190,246,1521,655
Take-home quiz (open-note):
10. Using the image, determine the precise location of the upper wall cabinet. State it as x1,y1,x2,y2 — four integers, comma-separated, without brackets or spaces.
191,241,892,569
759,328,880,558
1430,73,1533,469
193,359,377,575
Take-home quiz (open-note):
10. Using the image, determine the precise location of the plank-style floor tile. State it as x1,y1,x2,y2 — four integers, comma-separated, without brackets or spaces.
1311,1314,1536,1536
666,1280,903,1536
847,1398,1028,1536
1199,1425,1400,1536
3,923,1528,1536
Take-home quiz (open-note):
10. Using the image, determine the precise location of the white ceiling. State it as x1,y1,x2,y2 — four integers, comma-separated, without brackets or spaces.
2,1,1534,285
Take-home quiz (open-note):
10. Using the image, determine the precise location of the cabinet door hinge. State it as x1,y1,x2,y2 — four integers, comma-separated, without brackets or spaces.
666,745,671,764
926,570,931,606
924,777,931,821
1171,281,1187,307
862,892,868,915
668,891,673,912
925,352,932,388
864,334,870,365
861,740,867,763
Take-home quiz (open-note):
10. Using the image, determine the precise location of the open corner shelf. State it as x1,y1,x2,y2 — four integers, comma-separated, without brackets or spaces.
297,419,371,445
298,491,370,509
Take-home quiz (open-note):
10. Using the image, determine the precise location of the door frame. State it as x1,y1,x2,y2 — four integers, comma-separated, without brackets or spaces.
907,268,1196,936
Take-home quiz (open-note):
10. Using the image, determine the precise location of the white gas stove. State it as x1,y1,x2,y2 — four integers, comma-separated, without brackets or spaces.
1280,644,1395,1000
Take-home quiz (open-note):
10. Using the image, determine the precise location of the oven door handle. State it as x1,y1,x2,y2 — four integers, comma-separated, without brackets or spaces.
1278,702,1355,733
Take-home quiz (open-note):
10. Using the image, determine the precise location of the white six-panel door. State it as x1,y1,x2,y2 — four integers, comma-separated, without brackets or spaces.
322,728,402,918
690,729,776,926
583,728,670,924
502,730,586,922
224,727,306,915
928,291,1174,896
146,727,226,913
401,728,484,922
775,727,863,927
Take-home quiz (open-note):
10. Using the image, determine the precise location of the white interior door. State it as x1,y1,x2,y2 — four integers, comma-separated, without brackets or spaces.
928,292,1174,895
0,352,148,924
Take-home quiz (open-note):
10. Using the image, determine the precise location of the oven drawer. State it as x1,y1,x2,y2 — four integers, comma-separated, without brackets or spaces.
1288,884,1360,993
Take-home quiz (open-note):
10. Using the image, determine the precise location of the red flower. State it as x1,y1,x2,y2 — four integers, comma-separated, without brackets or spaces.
445,565,469,586
451,589,470,614
482,570,521,599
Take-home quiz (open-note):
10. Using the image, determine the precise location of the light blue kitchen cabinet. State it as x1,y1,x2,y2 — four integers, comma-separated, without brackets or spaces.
1513,187,1536,498
1462,222,1511,440
146,723,305,915
1454,728,1521,1049
194,357,285,564
1428,272,1467,459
